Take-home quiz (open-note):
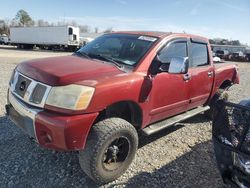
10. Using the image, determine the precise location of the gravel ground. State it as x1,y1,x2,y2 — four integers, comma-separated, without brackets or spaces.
0,45,250,188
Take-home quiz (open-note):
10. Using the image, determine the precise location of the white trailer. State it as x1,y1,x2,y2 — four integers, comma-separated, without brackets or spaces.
10,26,80,51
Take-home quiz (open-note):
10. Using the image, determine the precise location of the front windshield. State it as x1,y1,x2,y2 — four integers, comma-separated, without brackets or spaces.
77,33,158,66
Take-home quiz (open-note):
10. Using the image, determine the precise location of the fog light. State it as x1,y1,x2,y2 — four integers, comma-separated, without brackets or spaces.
40,131,53,144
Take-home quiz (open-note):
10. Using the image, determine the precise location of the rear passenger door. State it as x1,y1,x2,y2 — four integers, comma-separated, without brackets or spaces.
187,39,214,109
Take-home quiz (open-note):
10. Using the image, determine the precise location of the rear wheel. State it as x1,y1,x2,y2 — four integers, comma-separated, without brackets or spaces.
205,89,229,119
79,118,138,184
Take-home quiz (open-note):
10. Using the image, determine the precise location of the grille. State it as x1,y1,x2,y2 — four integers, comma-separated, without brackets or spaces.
10,72,51,108
14,74,32,97
29,84,47,104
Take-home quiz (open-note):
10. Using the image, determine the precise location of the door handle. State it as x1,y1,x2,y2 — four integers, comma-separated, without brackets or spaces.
208,71,213,77
183,73,191,81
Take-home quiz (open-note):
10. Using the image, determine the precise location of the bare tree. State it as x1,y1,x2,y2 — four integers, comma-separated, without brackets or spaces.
0,20,7,34
69,20,77,27
36,19,49,27
79,25,91,33
0,19,12,35
56,21,66,26
56,20,82,28
94,27,99,33
103,27,113,33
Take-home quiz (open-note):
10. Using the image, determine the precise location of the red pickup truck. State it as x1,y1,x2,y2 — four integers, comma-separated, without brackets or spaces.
6,31,239,184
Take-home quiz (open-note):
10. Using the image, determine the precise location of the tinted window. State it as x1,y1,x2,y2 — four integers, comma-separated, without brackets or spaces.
158,42,187,63
191,43,208,67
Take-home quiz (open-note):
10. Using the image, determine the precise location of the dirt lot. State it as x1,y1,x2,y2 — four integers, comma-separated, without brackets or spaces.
0,45,250,187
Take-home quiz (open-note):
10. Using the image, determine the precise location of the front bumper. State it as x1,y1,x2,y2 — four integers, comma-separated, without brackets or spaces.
6,91,98,151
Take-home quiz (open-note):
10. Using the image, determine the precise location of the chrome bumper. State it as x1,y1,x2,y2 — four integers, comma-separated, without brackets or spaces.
6,91,41,141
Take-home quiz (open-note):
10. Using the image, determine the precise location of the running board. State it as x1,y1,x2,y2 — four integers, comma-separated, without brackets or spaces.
142,106,210,135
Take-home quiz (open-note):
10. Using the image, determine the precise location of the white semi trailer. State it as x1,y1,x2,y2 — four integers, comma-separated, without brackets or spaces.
10,26,80,51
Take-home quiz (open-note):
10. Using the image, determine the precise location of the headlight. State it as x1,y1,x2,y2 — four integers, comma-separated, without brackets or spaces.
45,84,95,110
9,69,16,85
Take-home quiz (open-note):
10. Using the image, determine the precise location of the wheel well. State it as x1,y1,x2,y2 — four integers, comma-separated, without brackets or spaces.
220,80,232,90
94,101,142,129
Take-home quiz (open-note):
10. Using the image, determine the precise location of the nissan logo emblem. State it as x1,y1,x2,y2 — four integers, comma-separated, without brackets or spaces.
19,81,26,91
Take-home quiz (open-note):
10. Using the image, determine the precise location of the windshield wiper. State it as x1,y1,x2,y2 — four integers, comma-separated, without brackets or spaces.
88,53,123,68
73,51,91,59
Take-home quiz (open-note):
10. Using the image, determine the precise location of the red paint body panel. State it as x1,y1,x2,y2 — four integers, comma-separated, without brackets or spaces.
187,66,214,109
35,111,98,150
149,73,189,123
17,56,122,86
15,32,239,151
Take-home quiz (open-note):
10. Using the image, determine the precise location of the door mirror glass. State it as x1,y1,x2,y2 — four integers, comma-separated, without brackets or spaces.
168,57,188,74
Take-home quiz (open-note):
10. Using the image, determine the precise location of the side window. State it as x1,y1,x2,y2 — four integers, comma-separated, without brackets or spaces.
158,42,187,63
68,27,73,35
191,43,208,67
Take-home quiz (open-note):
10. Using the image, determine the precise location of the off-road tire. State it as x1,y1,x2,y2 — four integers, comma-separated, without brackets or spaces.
205,89,229,119
79,118,138,184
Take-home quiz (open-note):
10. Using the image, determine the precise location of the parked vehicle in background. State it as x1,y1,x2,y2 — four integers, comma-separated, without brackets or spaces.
0,34,9,45
228,51,245,61
245,52,250,62
9,26,80,51
215,50,230,60
6,31,239,184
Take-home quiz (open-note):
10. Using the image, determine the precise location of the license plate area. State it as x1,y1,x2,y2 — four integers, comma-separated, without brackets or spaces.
8,104,36,139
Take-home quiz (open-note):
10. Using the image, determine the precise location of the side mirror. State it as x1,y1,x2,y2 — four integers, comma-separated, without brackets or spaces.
168,57,189,74
150,55,163,75
159,63,169,72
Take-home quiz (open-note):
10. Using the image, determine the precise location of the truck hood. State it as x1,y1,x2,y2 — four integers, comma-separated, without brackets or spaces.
17,55,123,86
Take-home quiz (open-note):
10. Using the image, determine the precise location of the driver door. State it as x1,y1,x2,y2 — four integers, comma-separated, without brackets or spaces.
149,39,190,123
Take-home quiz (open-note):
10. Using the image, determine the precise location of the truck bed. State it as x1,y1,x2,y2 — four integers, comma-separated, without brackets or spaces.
213,61,239,96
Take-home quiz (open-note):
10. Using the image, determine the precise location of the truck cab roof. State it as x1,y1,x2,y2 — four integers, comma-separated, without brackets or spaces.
112,31,209,42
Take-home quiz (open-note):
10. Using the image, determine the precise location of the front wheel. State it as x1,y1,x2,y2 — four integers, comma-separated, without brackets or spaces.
79,118,138,184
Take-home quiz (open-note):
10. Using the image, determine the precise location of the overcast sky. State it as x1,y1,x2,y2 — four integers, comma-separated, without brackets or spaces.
1,0,250,45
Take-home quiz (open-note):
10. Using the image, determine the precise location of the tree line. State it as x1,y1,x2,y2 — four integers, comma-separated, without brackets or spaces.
209,39,242,46
0,9,112,35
